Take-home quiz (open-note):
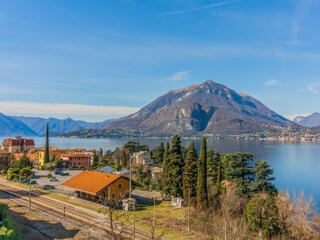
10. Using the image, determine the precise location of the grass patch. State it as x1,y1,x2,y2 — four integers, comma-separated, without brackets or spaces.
0,204,18,240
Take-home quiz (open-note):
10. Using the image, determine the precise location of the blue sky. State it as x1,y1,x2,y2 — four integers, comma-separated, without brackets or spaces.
0,0,320,121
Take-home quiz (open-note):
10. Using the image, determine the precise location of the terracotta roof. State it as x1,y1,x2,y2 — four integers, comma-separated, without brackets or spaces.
0,149,10,155
28,153,39,161
62,171,123,195
69,154,91,158
1,138,34,146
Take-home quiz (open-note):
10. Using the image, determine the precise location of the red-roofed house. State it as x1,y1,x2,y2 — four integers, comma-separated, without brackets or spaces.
1,137,35,153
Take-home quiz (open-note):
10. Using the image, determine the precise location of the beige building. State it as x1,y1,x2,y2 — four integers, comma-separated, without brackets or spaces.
1,137,35,153
37,147,94,166
132,151,152,167
151,167,163,179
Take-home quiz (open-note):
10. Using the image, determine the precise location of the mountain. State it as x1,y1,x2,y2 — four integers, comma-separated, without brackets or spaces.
0,113,37,136
13,116,109,136
293,113,320,128
77,119,114,129
66,80,293,138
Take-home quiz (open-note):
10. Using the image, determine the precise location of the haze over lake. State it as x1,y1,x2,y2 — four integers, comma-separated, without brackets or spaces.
2,137,319,209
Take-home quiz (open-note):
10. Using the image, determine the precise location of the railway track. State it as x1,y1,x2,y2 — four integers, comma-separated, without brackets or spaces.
0,183,150,239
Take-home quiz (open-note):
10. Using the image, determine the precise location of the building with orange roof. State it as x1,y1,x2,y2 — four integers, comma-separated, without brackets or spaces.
62,170,135,203
38,147,63,165
37,147,94,166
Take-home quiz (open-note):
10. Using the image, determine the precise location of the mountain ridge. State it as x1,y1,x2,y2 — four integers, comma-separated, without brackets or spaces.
0,113,37,136
293,112,320,128
0,114,114,137
66,80,294,137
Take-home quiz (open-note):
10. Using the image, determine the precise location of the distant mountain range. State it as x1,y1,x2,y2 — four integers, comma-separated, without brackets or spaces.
0,113,37,136
4,80,320,138
293,113,320,128
0,114,113,137
64,80,296,138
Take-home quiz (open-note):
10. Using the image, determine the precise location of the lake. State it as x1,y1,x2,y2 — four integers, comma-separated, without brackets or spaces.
2,137,319,209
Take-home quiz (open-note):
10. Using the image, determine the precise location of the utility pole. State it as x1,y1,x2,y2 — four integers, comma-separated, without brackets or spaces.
129,155,132,199
133,204,136,240
188,189,190,235
224,218,227,240
153,197,156,228
153,197,156,240
63,206,66,224
28,180,31,211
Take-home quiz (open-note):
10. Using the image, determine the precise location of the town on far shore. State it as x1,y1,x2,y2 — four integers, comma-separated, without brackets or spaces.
1,123,319,240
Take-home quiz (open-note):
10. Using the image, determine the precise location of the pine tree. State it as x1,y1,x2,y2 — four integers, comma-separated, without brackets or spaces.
121,149,128,169
183,141,198,206
196,137,208,209
161,142,170,196
252,160,276,195
44,123,50,164
222,153,254,195
167,135,184,197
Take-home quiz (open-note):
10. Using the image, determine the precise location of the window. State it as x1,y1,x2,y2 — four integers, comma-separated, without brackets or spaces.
118,184,123,189
112,193,115,199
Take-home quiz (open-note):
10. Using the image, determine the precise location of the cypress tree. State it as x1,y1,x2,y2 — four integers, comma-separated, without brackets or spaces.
196,137,208,209
121,149,127,169
92,151,99,168
183,141,198,206
162,142,170,196
207,149,214,177
159,142,165,163
216,158,222,186
167,135,184,197
44,123,50,164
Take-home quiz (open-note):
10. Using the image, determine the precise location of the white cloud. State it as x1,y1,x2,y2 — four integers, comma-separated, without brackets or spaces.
307,82,319,94
154,0,243,16
168,71,190,81
0,102,140,122
264,79,282,87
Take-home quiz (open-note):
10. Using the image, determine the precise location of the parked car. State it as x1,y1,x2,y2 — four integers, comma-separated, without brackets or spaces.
49,177,58,182
28,180,37,185
42,185,55,190
21,179,30,184
54,170,62,175
60,172,69,176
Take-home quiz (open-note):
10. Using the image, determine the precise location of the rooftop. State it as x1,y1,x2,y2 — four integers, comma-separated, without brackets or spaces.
62,170,122,195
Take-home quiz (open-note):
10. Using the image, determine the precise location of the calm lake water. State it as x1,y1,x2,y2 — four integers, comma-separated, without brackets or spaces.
2,137,319,209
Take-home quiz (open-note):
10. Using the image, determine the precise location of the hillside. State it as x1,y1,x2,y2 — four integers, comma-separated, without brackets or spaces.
293,113,320,128
0,113,37,136
65,80,293,137
13,116,112,136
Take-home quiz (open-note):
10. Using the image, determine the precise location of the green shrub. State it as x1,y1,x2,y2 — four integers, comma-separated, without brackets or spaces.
245,195,283,237
0,204,17,240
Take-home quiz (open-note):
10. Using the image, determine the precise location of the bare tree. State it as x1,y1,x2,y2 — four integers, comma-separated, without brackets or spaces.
139,213,164,240
104,191,130,240
277,191,320,239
